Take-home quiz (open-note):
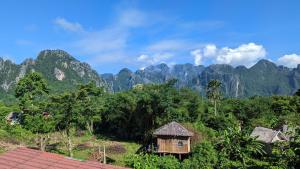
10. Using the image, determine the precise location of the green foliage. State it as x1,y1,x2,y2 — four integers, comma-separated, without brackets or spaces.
1,73,300,168
216,127,265,168
266,130,300,168
15,72,54,134
182,142,218,169
76,82,105,134
102,82,205,141
125,154,180,169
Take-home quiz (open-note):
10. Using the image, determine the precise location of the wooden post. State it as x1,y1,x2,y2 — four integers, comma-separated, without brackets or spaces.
103,145,106,164
98,146,101,162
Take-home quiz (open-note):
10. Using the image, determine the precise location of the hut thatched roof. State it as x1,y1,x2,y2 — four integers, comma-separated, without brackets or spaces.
153,121,194,137
250,127,288,143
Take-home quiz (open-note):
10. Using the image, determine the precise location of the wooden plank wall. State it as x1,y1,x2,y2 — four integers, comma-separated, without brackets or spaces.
157,136,190,154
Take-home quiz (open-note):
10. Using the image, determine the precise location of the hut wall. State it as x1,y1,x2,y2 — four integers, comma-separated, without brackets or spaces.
157,136,190,154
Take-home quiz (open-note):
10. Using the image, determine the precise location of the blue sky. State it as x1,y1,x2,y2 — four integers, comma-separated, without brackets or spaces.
1,0,300,73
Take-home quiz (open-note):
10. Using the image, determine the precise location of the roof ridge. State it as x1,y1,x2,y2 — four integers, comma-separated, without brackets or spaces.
153,121,193,136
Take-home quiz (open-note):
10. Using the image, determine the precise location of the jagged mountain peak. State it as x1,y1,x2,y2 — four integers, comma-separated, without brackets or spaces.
144,63,170,72
251,59,277,70
1,51,300,101
104,59,300,97
119,68,132,74
0,50,104,100
0,57,15,65
206,64,234,72
37,49,76,61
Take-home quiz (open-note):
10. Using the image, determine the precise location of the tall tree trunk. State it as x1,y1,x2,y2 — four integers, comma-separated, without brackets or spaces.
87,120,94,135
38,134,45,151
214,100,217,116
91,120,94,134
40,135,45,151
66,129,73,157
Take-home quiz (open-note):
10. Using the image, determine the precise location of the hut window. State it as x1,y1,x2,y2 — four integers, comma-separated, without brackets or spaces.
177,141,183,147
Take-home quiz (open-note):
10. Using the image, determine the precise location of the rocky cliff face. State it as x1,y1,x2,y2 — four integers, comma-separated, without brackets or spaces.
0,50,105,100
102,60,300,97
0,49,299,101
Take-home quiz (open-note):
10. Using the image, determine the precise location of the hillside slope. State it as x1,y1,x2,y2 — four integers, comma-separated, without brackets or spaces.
1,49,300,101
0,50,105,102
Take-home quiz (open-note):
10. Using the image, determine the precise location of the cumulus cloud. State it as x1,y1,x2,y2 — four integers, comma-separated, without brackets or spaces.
54,17,84,32
203,44,217,57
191,43,266,67
137,53,173,66
277,54,300,68
190,49,202,65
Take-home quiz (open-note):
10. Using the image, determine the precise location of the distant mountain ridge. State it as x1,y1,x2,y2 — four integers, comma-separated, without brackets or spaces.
102,60,300,97
0,49,299,102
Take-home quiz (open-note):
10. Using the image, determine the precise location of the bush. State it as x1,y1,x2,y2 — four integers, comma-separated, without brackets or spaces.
182,142,218,169
125,154,180,169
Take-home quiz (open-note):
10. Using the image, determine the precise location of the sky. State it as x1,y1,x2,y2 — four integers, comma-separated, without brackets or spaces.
0,0,300,73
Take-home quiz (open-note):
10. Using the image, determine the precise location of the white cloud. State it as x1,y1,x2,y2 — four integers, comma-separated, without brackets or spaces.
215,43,266,66
203,44,217,57
137,53,173,66
53,9,149,66
190,49,202,65
277,54,300,68
54,17,84,32
191,43,266,67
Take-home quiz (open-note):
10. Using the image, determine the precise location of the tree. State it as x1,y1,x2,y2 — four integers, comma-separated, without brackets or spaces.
15,72,54,151
206,80,222,116
76,82,105,134
216,127,265,168
50,92,79,157
104,92,137,139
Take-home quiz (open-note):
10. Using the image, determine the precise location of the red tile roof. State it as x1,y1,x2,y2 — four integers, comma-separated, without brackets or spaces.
0,147,130,169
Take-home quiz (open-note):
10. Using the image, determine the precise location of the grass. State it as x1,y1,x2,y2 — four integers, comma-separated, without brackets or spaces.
46,131,141,167
0,126,141,167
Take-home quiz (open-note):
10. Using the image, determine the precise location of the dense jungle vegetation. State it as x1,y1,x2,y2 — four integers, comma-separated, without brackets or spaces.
1,72,300,169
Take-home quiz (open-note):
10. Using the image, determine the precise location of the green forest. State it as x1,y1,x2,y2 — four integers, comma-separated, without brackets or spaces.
1,72,300,169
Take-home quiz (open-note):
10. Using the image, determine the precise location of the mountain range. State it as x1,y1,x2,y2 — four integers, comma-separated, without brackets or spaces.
1,49,300,102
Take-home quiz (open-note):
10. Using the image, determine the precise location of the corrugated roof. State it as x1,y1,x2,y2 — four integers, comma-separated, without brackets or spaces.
0,147,130,169
153,121,193,137
250,127,288,143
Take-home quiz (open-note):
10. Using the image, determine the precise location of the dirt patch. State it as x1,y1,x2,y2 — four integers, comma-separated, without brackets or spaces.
106,144,126,154
76,142,93,150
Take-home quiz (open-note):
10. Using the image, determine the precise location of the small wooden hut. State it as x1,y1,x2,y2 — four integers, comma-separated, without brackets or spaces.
153,121,193,155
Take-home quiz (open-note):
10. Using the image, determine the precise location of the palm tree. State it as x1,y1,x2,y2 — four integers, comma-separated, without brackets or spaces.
206,80,222,116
